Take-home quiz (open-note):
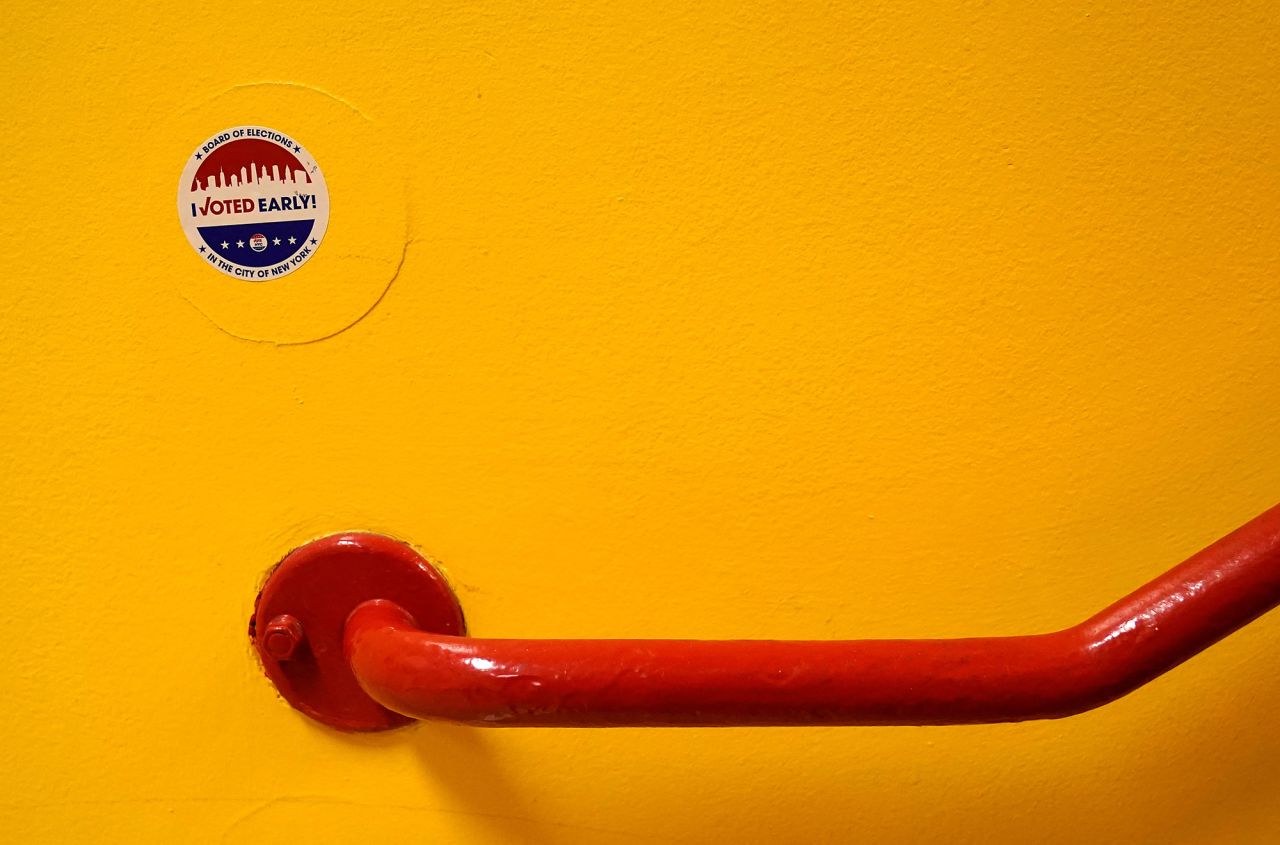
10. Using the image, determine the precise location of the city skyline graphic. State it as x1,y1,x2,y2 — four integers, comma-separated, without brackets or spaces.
189,138,312,193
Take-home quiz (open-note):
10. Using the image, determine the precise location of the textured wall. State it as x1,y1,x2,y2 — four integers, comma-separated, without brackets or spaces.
3,1,1279,842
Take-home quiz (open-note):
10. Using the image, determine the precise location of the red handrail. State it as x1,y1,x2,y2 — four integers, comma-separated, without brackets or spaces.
339,503,1280,727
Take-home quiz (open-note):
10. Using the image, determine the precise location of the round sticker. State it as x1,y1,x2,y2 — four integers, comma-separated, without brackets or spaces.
177,126,329,281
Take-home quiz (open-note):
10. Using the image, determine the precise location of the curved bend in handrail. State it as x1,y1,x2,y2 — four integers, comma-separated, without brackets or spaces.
333,504,1280,728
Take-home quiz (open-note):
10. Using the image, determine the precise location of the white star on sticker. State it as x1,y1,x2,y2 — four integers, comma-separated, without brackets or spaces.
272,237,282,245
287,236,297,244
220,241,229,249
236,240,245,248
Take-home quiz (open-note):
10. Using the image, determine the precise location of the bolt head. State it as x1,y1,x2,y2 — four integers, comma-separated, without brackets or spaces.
262,614,304,661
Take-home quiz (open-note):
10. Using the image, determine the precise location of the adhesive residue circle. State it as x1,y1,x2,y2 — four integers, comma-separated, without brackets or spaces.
177,126,329,281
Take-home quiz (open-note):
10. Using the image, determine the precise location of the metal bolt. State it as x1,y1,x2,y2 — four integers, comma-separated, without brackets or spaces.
262,614,305,661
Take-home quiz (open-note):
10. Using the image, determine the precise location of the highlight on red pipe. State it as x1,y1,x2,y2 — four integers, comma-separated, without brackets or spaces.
251,503,1280,731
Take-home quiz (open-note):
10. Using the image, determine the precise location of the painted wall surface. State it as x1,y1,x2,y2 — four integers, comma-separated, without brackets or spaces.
3,2,1279,842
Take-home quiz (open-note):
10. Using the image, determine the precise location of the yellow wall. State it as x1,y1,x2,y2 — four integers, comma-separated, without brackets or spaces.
4,2,1280,842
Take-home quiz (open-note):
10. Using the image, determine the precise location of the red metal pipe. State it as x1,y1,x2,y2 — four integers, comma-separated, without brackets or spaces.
343,503,1280,727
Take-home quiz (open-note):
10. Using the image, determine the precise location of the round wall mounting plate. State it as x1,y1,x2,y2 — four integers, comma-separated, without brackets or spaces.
249,533,466,731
